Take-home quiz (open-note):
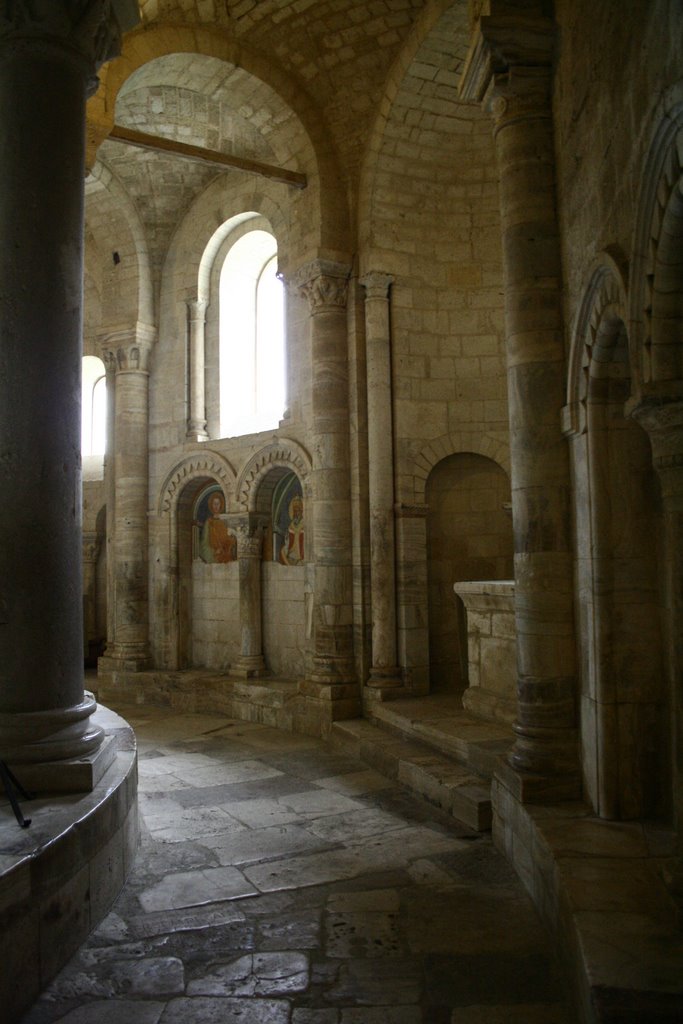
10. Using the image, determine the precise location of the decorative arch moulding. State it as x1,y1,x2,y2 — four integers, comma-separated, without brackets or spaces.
158,450,237,515
235,439,313,512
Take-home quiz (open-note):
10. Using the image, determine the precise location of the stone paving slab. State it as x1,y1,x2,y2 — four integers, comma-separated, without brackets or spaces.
19,704,574,1024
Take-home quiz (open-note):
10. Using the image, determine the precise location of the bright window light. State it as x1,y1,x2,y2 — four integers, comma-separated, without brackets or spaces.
219,229,285,437
82,355,107,456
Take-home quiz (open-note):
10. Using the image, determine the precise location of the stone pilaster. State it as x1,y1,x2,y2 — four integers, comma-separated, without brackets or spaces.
231,516,267,678
460,5,579,801
361,272,402,694
0,0,138,776
186,298,209,442
98,324,154,672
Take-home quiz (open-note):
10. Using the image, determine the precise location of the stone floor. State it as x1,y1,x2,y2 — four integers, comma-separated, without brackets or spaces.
20,704,574,1023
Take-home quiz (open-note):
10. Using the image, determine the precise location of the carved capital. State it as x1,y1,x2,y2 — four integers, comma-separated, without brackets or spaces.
187,297,208,323
82,530,101,563
0,1,139,93
99,322,156,373
361,272,393,301
295,259,350,314
459,9,554,109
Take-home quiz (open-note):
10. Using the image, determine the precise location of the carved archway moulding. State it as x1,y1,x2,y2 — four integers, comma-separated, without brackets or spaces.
236,438,313,511
562,253,629,439
157,449,237,515
409,431,511,506
630,79,683,391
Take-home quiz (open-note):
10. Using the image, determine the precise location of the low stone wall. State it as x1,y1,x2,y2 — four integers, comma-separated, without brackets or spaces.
0,706,138,1023
453,580,516,724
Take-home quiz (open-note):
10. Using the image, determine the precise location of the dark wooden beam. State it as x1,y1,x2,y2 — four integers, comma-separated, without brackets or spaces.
108,124,307,190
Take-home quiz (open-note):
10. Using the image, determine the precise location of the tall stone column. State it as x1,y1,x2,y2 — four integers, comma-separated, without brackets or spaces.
0,1,136,773
231,517,266,678
99,325,154,671
460,7,579,800
296,260,356,690
186,298,209,442
361,272,402,693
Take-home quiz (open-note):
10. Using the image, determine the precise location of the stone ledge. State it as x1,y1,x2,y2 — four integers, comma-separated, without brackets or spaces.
0,706,138,1024
492,777,683,1023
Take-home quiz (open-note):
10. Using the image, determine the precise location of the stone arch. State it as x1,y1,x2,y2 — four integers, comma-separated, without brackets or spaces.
158,450,237,516
565,253,629,436
88,23,349,254
410,431,510,506
630,79,683,389
235,438,312,512
566,261,666,820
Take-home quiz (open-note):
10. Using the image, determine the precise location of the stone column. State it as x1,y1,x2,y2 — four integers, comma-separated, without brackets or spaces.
99,324,154,671
232,517,266,678
361,272,402,693
186,298,209,442
0,1,136,774
460,7,579,800
296,260,357,692
82,531,102,660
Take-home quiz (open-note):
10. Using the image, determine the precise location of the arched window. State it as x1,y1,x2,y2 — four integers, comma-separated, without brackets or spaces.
82,355,107,457
219,229,285,437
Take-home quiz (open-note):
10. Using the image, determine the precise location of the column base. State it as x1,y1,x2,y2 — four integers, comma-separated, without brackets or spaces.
296,678,361,736
231,656,268,679
7,733,117,794
0,691,105,766
364,666,403,701
495,757,581,804
99,647,151,673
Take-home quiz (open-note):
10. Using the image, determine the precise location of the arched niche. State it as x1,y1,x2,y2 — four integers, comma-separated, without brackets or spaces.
425,452,513,695
255,466,309,678
176,477,239,671
566,262,667,820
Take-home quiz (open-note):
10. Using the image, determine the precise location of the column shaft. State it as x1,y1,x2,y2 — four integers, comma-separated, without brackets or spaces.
99,329,153,669
297,261,355,684
361,273,401,689
0,1,132,767
187,298,209,441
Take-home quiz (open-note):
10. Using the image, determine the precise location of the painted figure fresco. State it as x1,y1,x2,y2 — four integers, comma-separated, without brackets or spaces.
272,473,304,565
194,487,237,563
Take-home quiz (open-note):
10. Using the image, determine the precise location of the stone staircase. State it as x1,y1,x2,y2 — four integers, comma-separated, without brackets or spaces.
329,693,513,832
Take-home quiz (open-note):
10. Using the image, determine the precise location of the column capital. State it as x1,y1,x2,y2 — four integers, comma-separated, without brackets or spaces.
360,272,393,300
294,259,351,313
82,530,102,564
187,297,209,321
99,322,156,373
0,1,139,93
459,8,555,107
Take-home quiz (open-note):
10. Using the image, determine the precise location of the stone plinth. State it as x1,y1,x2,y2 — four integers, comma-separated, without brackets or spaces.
454,580,516,725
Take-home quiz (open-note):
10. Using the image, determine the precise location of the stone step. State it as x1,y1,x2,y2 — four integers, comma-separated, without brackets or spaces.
329,717,493,832
367,695,513,777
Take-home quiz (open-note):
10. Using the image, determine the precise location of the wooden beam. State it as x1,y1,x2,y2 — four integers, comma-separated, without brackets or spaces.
108,124,307,190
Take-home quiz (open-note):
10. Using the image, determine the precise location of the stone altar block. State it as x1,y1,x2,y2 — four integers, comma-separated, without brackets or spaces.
453,580,516,725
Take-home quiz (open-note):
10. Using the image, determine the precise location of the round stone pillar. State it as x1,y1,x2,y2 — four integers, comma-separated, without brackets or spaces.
232,518,266,678
361,272,402,692
186,298,209,442
99,326,154,671
0,2,129,768
296,260,355,685
460,11,579,799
